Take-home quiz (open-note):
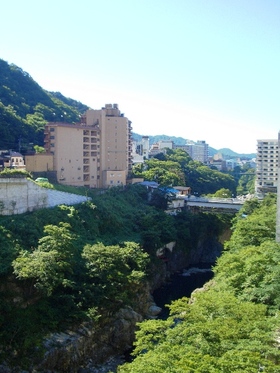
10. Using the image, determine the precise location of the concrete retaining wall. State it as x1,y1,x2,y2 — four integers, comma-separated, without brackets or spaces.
0,178,90,215
46,189,90,208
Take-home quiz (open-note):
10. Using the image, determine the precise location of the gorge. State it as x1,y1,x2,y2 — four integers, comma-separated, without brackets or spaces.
0,181,231,372
1,185,279,371
29,240,223,373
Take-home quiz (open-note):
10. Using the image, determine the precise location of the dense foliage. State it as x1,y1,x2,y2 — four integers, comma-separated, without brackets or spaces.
118,194,280,372
0,183,229,366
0,59,88,152
133,148,237,196
231,164,256,195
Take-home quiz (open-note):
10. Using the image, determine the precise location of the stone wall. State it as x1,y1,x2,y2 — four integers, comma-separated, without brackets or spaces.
0,178,91,215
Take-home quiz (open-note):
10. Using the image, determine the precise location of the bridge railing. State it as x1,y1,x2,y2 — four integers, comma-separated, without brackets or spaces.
180,195,244,205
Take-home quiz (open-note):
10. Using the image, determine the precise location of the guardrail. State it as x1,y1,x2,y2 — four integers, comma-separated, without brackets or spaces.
179,196,245,204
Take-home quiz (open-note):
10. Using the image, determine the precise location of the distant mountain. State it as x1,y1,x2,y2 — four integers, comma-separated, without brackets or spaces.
214,148,256,159
133,133,256,159
132,133,189,146
0,58,89,153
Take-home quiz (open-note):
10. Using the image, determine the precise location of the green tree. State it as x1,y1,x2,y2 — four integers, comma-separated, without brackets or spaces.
0,225,20,275
214,240,280,309
225,195,276,251
82,242,149,306
209,188,232,198
119,289,280,372
33,144,45,154
13,223,75,295
141,159,185,186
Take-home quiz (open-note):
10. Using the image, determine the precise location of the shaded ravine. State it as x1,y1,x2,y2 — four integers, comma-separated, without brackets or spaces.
152,263,214,319
79,265,214,372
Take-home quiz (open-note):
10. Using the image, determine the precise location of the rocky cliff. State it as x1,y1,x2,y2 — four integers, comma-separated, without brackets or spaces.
0,228,229,372
34,285,161,372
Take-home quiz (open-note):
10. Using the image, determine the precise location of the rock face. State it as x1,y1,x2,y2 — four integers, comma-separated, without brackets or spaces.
36,309,141,372
159,229,231,274
188,229,231,265
188,237,224,265
34,286,161,372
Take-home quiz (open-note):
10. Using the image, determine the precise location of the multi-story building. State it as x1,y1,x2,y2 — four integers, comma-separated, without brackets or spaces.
133,136,150,163
190,141,209,164
255,138,278,194
158,140,174,150
175,140,209,164
0,151,25,170
141,136,150,159
148,140,174,158
42,104,132,188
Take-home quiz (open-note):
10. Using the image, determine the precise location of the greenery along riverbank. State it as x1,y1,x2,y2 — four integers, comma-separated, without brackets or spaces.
118,193,280,372
0,183,230,368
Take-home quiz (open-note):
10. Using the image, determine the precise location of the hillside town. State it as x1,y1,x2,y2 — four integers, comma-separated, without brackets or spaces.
1,103,277,199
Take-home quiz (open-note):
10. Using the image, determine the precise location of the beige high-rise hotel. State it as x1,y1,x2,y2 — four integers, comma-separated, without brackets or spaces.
27,104,132,188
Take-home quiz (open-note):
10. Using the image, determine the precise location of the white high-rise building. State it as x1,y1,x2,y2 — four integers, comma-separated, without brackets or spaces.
175,140,209,164
255,138,278,195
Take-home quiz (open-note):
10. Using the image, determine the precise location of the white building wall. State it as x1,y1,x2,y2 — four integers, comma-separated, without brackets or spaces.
255,138,278,194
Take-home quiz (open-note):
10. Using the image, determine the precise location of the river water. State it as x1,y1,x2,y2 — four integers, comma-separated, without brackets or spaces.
152,264,214,319
80,264,214,372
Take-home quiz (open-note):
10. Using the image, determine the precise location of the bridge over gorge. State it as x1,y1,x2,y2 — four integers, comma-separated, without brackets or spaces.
181,196,245,213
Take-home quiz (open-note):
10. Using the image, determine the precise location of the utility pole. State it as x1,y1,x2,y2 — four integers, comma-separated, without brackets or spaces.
18,137,22,153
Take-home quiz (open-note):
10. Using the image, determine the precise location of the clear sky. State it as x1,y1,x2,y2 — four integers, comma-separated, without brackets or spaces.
1,0,279,153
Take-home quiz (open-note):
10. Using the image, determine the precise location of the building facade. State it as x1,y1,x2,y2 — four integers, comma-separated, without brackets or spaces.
255,138,278,195
175,140,209,164
0,151,25,170
43,104,132,188
133,136,150,165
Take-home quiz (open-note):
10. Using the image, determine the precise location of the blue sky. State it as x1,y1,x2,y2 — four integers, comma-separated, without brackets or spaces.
1,0,279,153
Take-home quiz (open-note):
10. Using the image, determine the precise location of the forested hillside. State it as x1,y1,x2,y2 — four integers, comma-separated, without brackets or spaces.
0,59,89,152
118,194,280,372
